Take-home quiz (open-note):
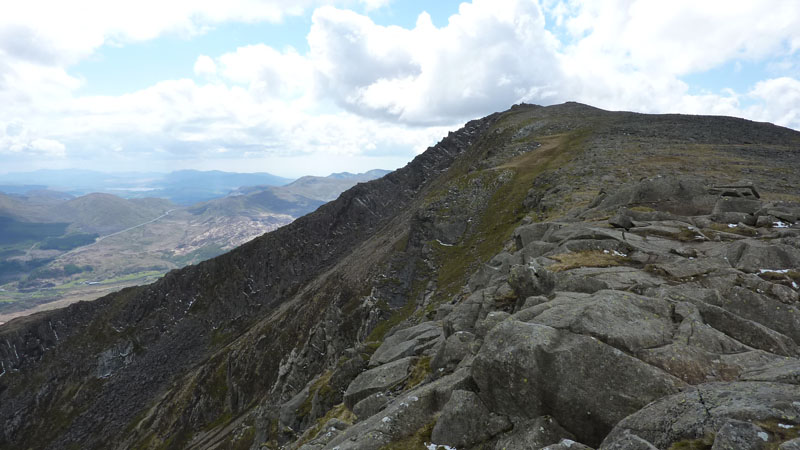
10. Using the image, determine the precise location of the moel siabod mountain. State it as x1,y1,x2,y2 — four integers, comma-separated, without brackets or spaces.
1,102,800,449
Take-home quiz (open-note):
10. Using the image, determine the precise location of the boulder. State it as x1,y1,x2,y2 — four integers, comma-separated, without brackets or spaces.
472,321,684,446
543,439,594,450
430,390,511,448
353,392,390,419
529,290,674,353
491,416,576,450
714,197,763,215
595,176,715,216
343,357,413,409
431,331,478,373
609,213,634,230
476,311,510,337
710,420,768,450
713,212,757,226
781,438,800,450
514,223,565,248
653,258,730,279
326,368,474,450
554,273,610,294
724,240,800,273
508,263,555,298
600,382,800,449
370,322,442,366
600,430,657,449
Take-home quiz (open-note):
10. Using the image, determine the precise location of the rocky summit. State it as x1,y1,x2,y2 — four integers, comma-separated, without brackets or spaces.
2,102,800,450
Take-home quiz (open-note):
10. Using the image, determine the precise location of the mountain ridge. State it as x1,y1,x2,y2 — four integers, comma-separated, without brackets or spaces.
1,102,800,449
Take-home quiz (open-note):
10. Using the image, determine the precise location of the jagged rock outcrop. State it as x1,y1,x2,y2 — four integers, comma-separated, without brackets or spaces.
1,102,799,450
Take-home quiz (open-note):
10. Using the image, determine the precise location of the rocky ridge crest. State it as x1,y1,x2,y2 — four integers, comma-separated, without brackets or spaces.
1,103,800,449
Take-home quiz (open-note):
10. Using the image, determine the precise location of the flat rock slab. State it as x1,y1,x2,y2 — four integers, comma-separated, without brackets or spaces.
370,322,442,366
344,356,414,408
601,382,800,449
530,289,674,353
654,257,730,279
472,321,684,446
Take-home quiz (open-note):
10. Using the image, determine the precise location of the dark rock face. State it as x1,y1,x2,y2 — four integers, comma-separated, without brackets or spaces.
2,102,800,450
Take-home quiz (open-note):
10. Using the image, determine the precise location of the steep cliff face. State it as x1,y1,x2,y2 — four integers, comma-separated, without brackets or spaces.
1,103,800,450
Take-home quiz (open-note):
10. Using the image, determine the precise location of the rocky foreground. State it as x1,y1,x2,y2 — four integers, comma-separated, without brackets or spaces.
310,177,800,449
1,103,799,449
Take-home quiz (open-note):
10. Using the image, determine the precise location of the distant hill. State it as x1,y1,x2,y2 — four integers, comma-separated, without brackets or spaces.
0,169,295,205
0,168,393,322
194,169,391,217
52,194,173,234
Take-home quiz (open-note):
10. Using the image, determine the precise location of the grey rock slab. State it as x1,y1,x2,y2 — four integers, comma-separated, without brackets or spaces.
530,289,674,353
600,430,657,450
653,257,730,279
472,321,685,446
370,322,442,366
714,197,763,215
514,222,566,247
711,419,768,450
324,368,474,450
558,267,665,291
781,438,800,450
343,356,414,408
653,286,799,357
508,263,555,298
723,239,800,273
542,439,594,450
476,311,510,338
430,390,511,448
757,214,782,228
554,272,610,294
609,213,634,230
491,416,576,450
353,392,390,419
740,358,800,384
432,330,478,373
600,382,800,450
713,211,757,226
710,286,800,344
593,176,715,216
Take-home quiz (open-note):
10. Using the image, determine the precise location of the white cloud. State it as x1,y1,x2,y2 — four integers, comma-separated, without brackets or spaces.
1,0,799,174
745,77,800,129
308,0,564,124
193,55,217,78
559,0,800,76
218,45,312,100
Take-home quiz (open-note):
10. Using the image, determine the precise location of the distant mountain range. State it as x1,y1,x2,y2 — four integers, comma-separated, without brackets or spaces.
0,169,295,205
0,169,390,321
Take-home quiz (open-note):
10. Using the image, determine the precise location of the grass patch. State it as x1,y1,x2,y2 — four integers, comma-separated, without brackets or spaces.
432,130,590,300
639,226,706,242
406,356,431,389
707,223,758,237
668,433,715,450
547,250,629,272
756,419,800,449
757,270,800,283
224,426,256,450
296,403,356,447
299,369,335,418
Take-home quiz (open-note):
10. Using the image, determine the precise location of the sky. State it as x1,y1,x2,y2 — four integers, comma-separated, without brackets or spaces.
1,0,799,178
